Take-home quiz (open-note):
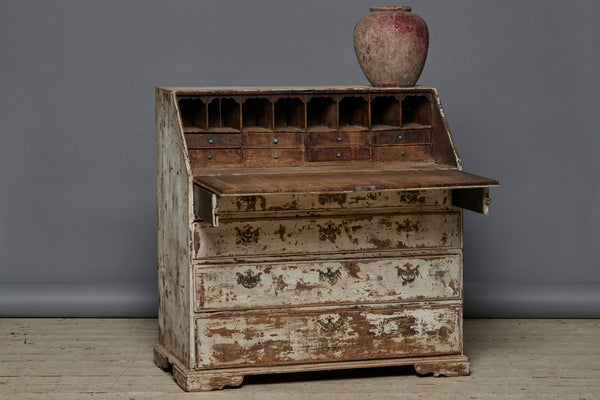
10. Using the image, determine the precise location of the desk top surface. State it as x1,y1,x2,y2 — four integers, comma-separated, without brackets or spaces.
193,164,499,196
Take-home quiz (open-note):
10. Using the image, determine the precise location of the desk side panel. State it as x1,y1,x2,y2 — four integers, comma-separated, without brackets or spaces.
156,88,193,368
431,89,461,168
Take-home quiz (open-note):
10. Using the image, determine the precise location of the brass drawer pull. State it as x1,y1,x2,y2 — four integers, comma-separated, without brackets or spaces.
235,224,260,245
317,316,343,332
396,263,419,284
317,222,342,243
317,267,341,285
236,269,262,289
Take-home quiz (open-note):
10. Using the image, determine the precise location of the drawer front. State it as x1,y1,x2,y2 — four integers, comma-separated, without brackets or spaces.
194,255,461,311
217,190,451,213
307,147,370,162
244,132,304,148
193,212,461,258
307,131,369,147
245,148,306,166
372,145,432,162
372,129,431,146
185,133,241,149
188,148,243,167
195,304,461,369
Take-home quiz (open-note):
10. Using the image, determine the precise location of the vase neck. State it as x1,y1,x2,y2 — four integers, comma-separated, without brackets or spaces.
370,6,411,13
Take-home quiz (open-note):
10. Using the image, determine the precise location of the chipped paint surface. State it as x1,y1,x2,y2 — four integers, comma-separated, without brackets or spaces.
195,304,461,369
217,189,449,215
193,212,461,259
155,87,482,390
194,255,461,311
156,88,193,368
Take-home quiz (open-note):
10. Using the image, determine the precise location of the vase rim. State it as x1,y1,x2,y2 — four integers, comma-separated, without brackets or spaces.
370,6,412,13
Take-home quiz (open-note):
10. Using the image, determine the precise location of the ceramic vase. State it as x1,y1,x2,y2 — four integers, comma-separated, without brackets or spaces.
353,6,429,87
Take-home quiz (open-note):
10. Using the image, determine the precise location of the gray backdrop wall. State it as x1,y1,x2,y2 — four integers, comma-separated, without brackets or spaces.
1,0,599,317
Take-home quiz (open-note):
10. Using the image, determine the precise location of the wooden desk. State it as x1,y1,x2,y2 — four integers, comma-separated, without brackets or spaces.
154,86,499,391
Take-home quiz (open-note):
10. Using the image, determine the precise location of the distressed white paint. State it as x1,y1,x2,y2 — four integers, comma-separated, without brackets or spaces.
195,304,461,369
194,255,461,311
155,88,194,368
193,212,461,259
217,189,451,215
155,87,476,391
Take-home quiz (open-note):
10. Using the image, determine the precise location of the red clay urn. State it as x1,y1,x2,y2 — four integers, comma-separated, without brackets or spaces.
353,6,429,87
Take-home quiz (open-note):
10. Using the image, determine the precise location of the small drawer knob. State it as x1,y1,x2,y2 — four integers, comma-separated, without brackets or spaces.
337,137,342,142
274,154,278,159
398,135,403,140
273,138,278,144
336,153,341,157
207,154,212,160
208,139,213,144
400,151,405,156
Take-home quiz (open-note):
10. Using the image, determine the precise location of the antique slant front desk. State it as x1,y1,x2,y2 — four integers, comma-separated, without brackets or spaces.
154,86,499,391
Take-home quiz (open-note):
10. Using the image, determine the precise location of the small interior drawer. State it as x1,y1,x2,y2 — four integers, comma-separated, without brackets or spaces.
372,145,432,162
244,132,304,148
307,131,369,147
244,148,306,166
307,147,370,162
188,149,243,167
185,133,242,149
372,129,431,146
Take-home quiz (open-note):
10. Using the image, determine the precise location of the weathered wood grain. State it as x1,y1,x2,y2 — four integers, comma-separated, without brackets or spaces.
194,304,462,369
155,88,194,369
193,167,499,196
158,341,469,392
430,88,461,168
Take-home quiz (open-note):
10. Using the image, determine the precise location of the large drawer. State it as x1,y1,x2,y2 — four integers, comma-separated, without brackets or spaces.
193,212,461,259
194,255,461,311
195,304,461,369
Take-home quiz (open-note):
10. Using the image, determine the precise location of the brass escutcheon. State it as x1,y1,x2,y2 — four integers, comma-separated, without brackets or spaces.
317,222,342,243
317,316,343,332
235,224,260,246
396,218,419,239
236,269,262,289
317,267,342,285
396,263,419,285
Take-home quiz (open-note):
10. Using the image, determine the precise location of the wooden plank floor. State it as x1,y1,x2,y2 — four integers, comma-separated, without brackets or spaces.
0,319,598,399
